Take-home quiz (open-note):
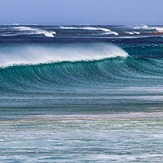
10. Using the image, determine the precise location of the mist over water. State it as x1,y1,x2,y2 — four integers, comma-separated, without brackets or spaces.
0,43,128,67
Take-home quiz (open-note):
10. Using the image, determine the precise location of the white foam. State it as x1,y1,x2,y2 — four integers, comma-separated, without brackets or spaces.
126,31,140,35
0,43,128,67
60,26,119,35
133,25,163,33
133,25,151,30
13,26,56,37
155,27,163,33
94,154,136,161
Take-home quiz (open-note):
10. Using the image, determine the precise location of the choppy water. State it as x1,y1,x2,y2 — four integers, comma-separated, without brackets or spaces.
1,114,163,162
0,25,163,162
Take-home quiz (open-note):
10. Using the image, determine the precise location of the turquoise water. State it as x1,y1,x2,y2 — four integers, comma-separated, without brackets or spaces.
1,114,163,162
0,25,163,162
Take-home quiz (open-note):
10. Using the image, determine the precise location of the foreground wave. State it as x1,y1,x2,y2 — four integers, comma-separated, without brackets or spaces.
0,43,128,67
0,56,163,93
0,25,163,163
0,42,163,94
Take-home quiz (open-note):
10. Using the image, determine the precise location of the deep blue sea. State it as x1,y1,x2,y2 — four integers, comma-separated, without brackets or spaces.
0,25,163,162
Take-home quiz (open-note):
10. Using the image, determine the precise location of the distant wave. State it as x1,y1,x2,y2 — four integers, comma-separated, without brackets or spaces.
125,31,140,35
155,27,163,33
0,43,163,93
0,43,128,67
133,25,153,30
0,52,162,92
13,26,56,37
60,26,119,35
132,25,163,33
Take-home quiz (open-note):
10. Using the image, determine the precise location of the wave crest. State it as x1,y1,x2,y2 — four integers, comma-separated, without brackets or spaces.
60,26,119,35
126,31,140,35
0,43,128,67
133,25,151,30
132,25,163,33
13,26,56,37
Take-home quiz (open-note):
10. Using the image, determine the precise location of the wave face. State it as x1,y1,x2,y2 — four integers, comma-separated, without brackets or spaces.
0,43,163,93
0,25,163,163
0,25,163,110
132,25,163,34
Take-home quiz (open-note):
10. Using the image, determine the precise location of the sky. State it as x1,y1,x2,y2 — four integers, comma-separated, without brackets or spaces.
0,0,163,25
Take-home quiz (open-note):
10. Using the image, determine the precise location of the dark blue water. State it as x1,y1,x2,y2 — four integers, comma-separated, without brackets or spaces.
0,25,163,162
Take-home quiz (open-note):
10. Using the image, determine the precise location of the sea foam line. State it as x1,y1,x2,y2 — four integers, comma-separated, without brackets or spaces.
0,43,128,67
125,31,140,35
60,26,119,35
133,25,163,33
13,26,56,37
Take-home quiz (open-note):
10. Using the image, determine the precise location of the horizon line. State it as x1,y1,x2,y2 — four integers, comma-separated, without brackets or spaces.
1,24,163,26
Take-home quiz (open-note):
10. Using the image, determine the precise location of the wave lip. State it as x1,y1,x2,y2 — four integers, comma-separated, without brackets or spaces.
13,26,56,37
0,43,128,67
60,26,119,35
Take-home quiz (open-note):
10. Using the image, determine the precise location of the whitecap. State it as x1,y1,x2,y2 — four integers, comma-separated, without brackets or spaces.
132,25,153,30
0,43,128,67
155,27,163,33
60,26,119,35
13,26,56,37
126,31,140,35
132,25,163,33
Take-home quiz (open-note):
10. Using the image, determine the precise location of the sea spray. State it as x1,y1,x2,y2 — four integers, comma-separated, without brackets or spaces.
0,43,128,67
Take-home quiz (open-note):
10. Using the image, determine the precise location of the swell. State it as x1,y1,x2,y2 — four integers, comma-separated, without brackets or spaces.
0,42,163,94
0,57,163,93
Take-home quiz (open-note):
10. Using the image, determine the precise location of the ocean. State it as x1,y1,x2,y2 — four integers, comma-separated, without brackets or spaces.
0,25,163,162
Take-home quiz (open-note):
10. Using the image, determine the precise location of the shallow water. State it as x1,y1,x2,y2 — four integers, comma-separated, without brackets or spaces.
0,25,163,162
1,113,163,162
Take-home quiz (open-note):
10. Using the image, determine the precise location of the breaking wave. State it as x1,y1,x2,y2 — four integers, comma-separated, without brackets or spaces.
0,51,162,93
132,25,163,33
13,26,56,37
60,26,119,35
0,42,163,94
125,31,140,35
155,27,163,33
0,43,128,67
133,25,153,30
